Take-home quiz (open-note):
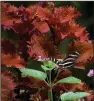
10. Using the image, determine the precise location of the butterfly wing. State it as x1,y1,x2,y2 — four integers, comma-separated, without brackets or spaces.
54,51,81,71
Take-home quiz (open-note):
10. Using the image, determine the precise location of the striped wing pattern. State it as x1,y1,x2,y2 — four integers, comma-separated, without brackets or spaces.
52,51,81,70
37,51,81,70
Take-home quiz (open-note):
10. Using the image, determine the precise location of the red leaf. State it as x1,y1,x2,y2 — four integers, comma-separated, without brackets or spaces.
18,77,49,89
34,22,50,33
57,70,72,81
2,2,89,42
48,6,81,25
1,72,16,101
1,53,26,68
12,6,35,34
53,82,90,93
31,92,48,101
34,6,51,21
1,2,20,29
69,40,94,69
51,21,89,41
28,33,63,59
89,56,94,64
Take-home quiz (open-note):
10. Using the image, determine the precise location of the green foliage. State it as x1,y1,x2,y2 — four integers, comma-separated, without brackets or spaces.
41,65,53,71
43,60,56,70
57,76,82,84
60,92,89,101
20,68,47,80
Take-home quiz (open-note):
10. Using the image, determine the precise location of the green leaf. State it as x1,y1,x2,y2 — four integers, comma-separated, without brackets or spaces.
20,68,47,80
43,60,56,69
60,92,89,101
57,76,82,84
41,65,52,71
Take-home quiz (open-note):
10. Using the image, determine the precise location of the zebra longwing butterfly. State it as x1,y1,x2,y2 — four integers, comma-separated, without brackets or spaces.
37,51,81,71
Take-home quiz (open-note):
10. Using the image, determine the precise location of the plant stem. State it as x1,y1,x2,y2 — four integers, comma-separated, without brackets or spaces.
48,71,53,101
53,70,60,83
46,71,50,84
57,97,60,101
44,80,49,86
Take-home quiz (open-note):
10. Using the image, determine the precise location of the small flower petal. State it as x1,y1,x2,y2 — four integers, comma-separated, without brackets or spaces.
87,69,94,77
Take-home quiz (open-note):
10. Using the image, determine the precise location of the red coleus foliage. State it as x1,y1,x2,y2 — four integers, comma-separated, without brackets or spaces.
2,2,88,40
1,53,26,68
28,33,63,59
1,2,20,30
69,40,94,69
1,71,16,101
1,1,94,101
1,2,89,61
1,1,89,59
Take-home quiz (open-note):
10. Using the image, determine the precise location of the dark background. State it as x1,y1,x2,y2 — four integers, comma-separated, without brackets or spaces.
5,1,94,40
